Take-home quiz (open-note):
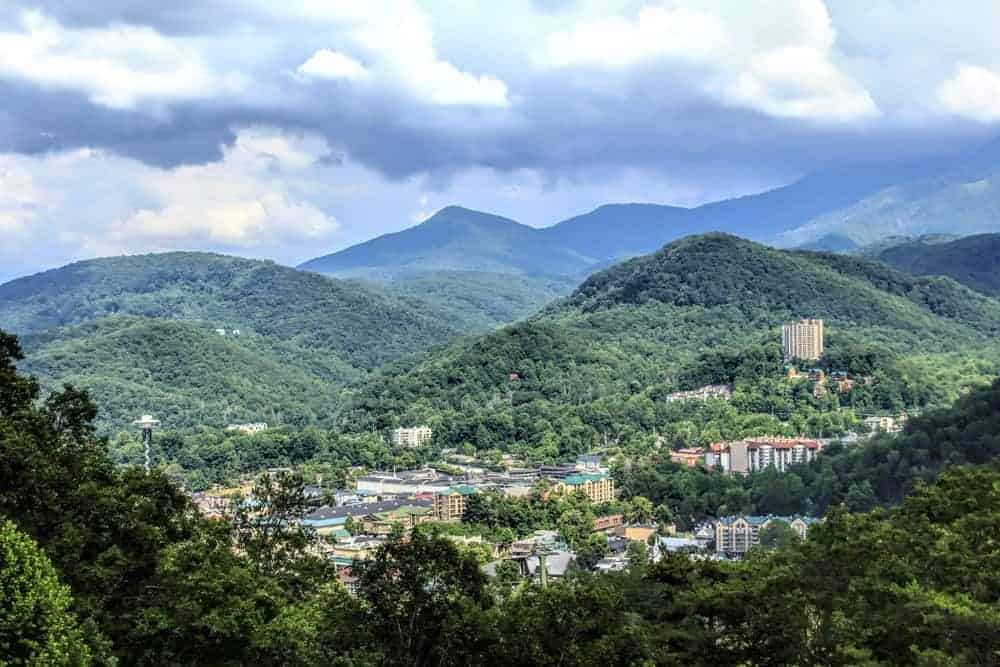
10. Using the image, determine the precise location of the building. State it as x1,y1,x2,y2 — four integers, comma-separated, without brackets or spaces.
575,453,604,471
592,514,625,532
716,437,824,475
615,524,657,543
433,485,476,521
225,422,268,435
864,415,906,434
715,515,819,559
670,448,706,468
554,473,615,503
354,470,455,497
782,318,824,361
389,426,433,448
360,504,435,535
301,498,433,537
665,384,733,403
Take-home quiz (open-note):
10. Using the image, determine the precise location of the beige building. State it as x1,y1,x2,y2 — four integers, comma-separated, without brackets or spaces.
433,485,476,521
782,318,824,361
554,473,615,503
390,426,433,447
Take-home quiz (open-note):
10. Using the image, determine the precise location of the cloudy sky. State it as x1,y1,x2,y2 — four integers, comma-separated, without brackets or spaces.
2,0,1000,280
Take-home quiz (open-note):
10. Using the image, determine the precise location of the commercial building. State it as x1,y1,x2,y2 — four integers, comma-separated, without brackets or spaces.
390,426,433,448
354,469,455,497
711,437,823,475
554,472,615,503
782,318,824,361
715,515,819,559
433,485,476,521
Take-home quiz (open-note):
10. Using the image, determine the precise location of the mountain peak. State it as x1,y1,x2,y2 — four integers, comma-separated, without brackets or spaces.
420,205,521,228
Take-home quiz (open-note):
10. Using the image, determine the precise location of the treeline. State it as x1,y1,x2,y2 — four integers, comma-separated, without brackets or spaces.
3,329,1000,665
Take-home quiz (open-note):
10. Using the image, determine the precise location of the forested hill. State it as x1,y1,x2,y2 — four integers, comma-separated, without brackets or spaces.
568,233,1000,336
346,233,1000,459
871,233,1000,297
0,252,460,430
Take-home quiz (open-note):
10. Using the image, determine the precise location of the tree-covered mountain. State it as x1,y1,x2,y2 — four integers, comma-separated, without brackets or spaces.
869,233,1000,297
0,252,460,430
300,152,953,280
363,270,577,334
344,234,1000,458
299,206,590,278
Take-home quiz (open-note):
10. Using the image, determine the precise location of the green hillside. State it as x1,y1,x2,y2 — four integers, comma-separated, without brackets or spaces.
0,252,460,430
345,234,1000,459
20,318,340,430
360,270,577,333
870,233,1000,297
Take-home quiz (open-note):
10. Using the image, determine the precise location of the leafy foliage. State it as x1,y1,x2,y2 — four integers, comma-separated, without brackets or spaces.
0,251,459,430
0,520,95,666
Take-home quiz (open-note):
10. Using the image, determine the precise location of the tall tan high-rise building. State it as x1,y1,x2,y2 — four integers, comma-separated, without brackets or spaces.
782,318,824,361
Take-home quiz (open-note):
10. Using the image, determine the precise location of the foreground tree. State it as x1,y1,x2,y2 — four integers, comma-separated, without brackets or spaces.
0,520,95,665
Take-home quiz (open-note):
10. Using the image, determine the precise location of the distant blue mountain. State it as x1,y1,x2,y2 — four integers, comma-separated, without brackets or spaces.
301,138,998,278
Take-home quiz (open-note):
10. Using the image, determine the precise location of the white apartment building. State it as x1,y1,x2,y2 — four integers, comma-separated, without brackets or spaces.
782,318,824,361
708,437,823,474
390,426,433,448
715,515,819,558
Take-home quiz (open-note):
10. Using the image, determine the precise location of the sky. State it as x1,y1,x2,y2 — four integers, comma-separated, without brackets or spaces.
2,0,1000,281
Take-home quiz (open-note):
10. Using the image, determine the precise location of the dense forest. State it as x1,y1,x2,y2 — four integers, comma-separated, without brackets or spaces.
872,233,1000,297
356,270,576,334
2,329,999,665
0,252,461,429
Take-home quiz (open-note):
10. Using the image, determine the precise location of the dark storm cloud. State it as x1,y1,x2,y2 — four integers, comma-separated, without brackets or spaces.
0,0,996,191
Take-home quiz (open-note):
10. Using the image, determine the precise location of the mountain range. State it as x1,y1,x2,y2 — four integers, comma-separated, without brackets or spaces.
299,137,1000,280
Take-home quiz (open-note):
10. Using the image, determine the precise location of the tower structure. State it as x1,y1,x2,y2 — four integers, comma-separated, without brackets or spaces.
132,414,160,473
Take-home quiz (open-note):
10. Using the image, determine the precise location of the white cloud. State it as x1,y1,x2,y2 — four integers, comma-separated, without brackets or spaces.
297,49,369,81
731,46,877,121
0,127,339,272
538,0,877,123
937,65,1000,122
542,6,727,67
0,10,246,110
295,0,509,107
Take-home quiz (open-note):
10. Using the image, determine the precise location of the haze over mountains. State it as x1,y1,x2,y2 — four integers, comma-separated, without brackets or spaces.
300,137,1000,280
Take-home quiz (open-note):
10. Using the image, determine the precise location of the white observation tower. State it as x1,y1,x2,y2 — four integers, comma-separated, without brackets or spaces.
132,414,161,473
